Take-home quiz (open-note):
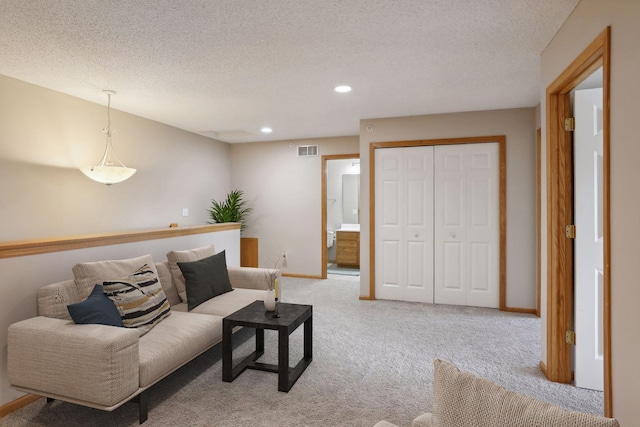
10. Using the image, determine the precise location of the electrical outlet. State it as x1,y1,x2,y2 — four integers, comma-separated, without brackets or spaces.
182,208,189,217
282,250,287,260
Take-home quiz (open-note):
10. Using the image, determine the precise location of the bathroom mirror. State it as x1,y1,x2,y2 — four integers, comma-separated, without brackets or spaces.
342,174,360,224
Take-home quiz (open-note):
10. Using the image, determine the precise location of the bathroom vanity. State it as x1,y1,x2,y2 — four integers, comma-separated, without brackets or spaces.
336,225,360,268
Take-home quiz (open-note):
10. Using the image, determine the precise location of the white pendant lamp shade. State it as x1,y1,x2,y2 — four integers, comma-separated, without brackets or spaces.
81,90,136,186
81,165,137,185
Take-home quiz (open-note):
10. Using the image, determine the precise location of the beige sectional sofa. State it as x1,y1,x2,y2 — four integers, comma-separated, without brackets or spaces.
7,248,276,424
375,359,619,427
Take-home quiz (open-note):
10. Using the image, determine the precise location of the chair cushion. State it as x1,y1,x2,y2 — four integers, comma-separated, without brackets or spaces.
166,245,215,303
432,359,619,427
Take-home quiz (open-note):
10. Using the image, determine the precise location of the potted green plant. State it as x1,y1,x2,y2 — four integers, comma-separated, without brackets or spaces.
207,189,252,233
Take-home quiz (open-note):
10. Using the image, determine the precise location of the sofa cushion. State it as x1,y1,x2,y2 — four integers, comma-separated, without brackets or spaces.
155,261,182,306
137,310,222,387
178,250,234,311
67,284,123,327
166,245,215,303
72,254,158,300
190,287,268,317
37,279,80,320
102,264,171,336
432,359,619,427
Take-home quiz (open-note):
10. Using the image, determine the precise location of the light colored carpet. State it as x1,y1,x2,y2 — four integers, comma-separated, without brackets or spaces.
2,275,603,426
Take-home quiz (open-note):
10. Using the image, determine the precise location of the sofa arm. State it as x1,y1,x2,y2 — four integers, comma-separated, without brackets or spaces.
8,316,140,407
228,266,280,290
412,413,432,427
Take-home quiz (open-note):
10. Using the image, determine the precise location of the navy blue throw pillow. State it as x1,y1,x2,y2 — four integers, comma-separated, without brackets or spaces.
67,284,124,327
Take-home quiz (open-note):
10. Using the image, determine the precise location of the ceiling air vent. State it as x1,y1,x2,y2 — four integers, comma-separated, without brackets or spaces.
297,145,318,157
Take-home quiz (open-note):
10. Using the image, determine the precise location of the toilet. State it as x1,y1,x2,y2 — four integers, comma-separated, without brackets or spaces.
327,230,336,248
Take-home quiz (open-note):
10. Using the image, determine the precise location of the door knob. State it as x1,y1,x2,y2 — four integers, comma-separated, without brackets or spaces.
414,234,419,238
450,232,456,238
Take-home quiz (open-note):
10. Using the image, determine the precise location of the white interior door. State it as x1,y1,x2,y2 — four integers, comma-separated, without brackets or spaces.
434,143,499,308
375,146,434,303
574,87,604,391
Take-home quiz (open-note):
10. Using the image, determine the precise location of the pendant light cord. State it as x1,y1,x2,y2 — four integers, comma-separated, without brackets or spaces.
106,93,112,137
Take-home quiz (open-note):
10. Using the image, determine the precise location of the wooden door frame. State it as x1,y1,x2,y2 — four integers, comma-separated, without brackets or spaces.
537,128,542,317
544,27,611,416
368,136,509,310
321,153,360,279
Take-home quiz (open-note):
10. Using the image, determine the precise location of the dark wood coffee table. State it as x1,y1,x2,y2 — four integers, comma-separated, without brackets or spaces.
222,300,312,392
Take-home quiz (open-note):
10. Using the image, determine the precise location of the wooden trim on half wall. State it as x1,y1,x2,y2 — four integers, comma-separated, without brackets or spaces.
0,223,241,259
545,27,612,417
368,136,508,310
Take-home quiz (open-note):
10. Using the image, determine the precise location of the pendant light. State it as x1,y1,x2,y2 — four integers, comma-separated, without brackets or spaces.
80,90,136,186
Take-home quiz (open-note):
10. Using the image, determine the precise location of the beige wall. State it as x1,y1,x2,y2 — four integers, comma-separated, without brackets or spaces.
0,75,236,406
0,75,231,241
540,0,640,423
230,137,359,276
359,108,537,309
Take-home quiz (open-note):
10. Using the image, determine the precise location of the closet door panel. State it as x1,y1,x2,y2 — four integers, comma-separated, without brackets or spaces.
381,240,401,291
466,143,499,308
403,148,434,302
435,146,467,305
470,242,490,291
375,146,434,303
435,143,499,308
375,148,405,300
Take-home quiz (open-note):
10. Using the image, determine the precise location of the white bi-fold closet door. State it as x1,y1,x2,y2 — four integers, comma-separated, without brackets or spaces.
374,143,499,308
375,146,435,303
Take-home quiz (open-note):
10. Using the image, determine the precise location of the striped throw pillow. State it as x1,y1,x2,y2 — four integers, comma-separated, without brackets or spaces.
103,264,171,336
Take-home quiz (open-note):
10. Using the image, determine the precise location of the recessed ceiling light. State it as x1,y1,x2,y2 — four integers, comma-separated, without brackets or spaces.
334,85,352,93
261,127,273,134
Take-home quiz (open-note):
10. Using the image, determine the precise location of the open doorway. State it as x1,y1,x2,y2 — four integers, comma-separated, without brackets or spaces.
321,154,360,279
545,27,611,415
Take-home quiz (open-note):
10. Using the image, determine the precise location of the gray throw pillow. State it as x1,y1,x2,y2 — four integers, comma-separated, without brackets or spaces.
178,250,233,311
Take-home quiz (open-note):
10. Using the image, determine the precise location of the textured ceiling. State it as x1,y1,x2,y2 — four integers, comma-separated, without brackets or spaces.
0,0,579,143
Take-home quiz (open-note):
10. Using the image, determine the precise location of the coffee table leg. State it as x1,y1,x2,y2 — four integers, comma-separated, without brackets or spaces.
222,320,233,382
278,326,289,392
304,316,312,360
255,328,264,358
